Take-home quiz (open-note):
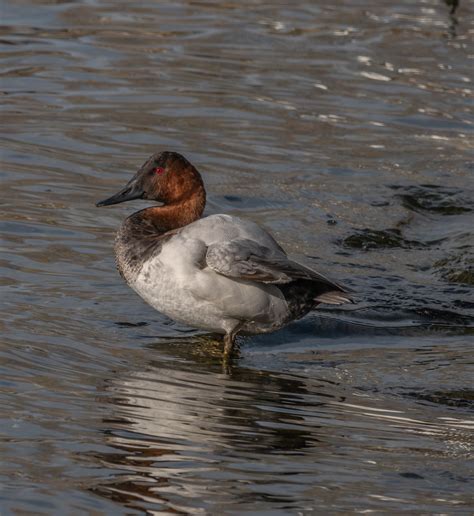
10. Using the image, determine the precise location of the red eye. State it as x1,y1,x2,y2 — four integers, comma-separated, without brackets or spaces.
154,167,165,175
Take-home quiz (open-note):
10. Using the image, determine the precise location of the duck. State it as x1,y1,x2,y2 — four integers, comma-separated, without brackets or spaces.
97,151,353,359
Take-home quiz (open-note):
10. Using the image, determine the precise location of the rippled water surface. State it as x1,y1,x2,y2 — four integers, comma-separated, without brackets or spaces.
1,0,473,513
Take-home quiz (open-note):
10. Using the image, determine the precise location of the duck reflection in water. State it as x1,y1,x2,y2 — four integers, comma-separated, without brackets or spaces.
91,338,341,513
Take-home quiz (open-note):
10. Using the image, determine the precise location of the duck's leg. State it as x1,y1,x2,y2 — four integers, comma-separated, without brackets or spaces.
223,332,236,360
223,322,243,361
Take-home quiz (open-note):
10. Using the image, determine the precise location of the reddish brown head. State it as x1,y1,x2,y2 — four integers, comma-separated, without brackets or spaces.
97,151,205,208
97,151,206,229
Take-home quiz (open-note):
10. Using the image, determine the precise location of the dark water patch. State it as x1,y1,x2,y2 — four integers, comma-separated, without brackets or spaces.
403,389,474,410
434,251,474,286
209,193,290,213
114,321,149,328
391,184,473,215
410,306,474,326
342,228,427,250
454,299,474,310
399,472,425,479
247,309,474,351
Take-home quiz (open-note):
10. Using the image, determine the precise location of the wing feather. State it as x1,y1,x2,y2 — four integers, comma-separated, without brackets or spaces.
206,238,351,297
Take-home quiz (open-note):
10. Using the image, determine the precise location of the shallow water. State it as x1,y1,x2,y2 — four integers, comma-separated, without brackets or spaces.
1,0,473,513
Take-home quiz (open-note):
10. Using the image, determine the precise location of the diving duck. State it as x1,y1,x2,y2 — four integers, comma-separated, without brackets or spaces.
97,151,352,358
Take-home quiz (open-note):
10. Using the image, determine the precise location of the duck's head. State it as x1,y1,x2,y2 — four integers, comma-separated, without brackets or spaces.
96,151,205,207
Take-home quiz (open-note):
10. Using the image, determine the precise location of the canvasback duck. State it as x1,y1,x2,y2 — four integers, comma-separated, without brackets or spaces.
97,151,352,358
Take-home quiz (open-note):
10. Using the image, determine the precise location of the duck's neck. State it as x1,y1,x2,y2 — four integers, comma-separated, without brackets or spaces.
115,188,206,282
143,186,206,232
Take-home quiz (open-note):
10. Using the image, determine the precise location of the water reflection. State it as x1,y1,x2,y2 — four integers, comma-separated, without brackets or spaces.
91,337,473,513
443,0,460,38
93,341,327,512
444,0,459,16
